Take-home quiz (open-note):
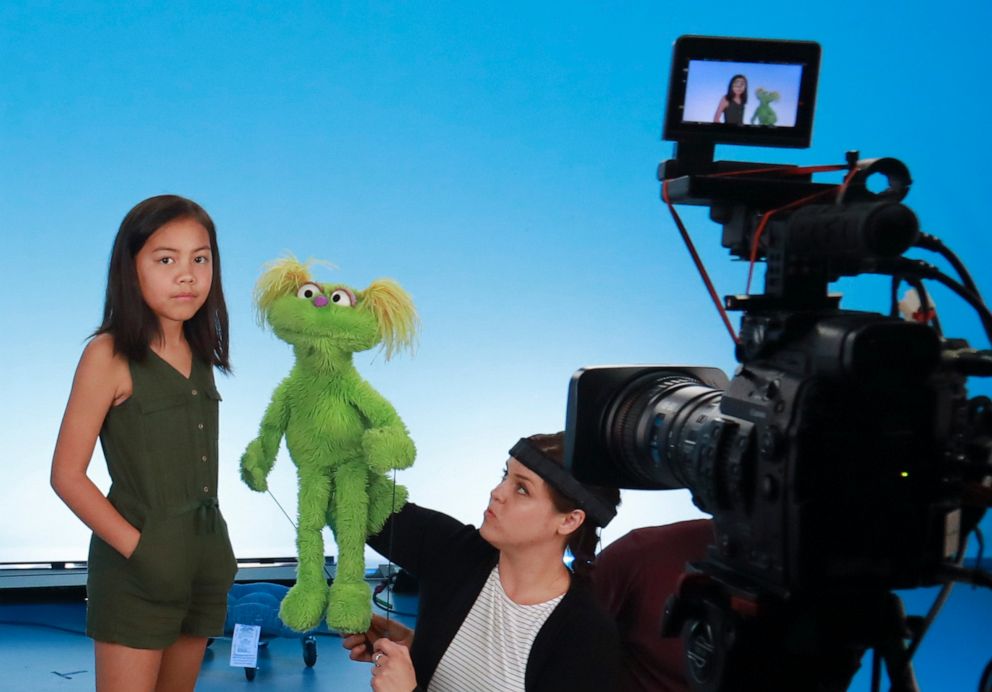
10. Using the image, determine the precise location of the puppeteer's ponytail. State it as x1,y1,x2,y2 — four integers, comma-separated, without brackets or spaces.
521,432,621,581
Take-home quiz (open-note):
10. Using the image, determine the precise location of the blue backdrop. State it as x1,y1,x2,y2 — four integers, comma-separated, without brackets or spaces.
2,3,989,689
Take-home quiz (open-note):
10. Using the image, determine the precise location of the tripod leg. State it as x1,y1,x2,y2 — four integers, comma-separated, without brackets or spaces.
876,593,920,692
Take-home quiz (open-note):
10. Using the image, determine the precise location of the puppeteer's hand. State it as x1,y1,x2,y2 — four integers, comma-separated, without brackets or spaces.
342,613,415,663
370,637,418,692
240,439,270,492
362,427,416,473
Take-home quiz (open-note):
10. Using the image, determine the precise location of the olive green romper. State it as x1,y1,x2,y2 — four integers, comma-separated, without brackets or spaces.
86,352,238,649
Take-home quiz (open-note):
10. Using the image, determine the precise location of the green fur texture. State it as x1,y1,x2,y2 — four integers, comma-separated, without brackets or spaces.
750,87,780,126
241,257,418,633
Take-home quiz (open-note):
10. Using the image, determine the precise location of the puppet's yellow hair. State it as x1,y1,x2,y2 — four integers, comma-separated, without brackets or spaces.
254,256,322,326
254,255,417,358
360,279,419,361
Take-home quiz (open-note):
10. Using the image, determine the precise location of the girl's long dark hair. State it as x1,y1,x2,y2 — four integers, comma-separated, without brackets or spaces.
725,73,748,105
527,432,621,581
96,195,230,372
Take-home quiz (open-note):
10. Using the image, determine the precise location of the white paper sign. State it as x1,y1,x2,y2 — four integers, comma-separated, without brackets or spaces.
230,623,262,668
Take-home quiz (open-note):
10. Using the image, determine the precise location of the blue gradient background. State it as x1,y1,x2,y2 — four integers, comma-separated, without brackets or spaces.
2,3,989,687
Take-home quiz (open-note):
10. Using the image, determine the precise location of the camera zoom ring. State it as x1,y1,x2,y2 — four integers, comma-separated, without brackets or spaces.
612,374,700,479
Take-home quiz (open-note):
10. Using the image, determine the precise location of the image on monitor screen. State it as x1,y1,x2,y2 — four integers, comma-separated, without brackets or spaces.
682,59,804,128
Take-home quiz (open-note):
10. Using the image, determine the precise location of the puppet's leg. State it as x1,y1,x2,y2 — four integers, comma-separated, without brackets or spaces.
326,460,373,633
366,472,408,535
279,464,333,632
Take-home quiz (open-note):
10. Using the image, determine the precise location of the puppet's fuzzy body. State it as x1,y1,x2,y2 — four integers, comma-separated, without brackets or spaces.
241,257,417,633
750,87,780,126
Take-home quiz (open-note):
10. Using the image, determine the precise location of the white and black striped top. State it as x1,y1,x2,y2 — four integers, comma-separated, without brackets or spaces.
428,565,565,692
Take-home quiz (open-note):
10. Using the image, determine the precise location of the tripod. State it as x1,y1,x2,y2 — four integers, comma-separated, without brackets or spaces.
665,572,923,692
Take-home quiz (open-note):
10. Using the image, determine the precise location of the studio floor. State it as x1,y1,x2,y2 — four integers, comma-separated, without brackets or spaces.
0,587,418,692
1,577,989,690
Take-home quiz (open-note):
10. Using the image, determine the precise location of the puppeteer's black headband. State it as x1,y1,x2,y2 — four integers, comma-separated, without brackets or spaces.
509,438,616,528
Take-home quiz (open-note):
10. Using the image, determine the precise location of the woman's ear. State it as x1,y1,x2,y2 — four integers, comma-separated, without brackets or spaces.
557,509,586,537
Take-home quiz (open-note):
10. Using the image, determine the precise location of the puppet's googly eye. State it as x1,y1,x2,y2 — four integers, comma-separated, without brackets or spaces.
296,283,322,300
330,289,356,308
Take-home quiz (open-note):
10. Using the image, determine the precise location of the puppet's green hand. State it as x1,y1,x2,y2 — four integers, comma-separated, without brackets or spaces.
240,439,271,492
362,427,416,473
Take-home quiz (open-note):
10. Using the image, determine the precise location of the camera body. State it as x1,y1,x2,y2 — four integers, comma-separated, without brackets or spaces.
568,315,976,597
565,35,991,691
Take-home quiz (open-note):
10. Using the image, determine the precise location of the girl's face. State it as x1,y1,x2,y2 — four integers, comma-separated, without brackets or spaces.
135,217,213,329
732,77,746,96
479,457,572,552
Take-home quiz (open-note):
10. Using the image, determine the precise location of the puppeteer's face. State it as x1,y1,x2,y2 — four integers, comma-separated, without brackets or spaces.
135,217,213,328
479,458,567,552
732,77,746,95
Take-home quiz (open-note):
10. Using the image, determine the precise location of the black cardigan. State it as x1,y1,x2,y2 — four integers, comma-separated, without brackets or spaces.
368,503,620,691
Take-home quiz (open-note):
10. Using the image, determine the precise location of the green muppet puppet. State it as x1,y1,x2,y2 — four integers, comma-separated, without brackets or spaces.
750,87,780,126
240,256,418,634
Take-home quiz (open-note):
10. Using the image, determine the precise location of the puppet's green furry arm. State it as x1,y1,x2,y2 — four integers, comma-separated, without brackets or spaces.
240,378,291,492
352,379,416,473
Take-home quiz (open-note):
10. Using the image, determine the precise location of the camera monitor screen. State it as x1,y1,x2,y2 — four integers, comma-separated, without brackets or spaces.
663,36,820,149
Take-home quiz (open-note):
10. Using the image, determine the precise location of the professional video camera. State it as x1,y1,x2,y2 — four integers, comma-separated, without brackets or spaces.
565,36,992,692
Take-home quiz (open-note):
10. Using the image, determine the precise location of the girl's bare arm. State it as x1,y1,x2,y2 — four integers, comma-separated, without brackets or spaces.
713,96,728,122
51,334,141,558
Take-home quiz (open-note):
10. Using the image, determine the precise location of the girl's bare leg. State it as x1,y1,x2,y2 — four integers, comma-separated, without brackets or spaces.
95,640,162,692
156,634,209,692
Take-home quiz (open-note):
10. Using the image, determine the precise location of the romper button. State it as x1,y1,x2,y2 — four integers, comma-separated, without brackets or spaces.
203,486,209,493
192,389,198,396
198,423,204,430
201,455,208,462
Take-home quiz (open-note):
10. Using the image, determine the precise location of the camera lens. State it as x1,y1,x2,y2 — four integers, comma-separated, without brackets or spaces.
607,372,724,490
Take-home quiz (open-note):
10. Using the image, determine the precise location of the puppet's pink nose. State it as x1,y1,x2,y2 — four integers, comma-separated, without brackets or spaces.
313,295,329,308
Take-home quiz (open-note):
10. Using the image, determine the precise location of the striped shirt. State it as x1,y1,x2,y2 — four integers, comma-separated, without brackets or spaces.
428,566,565,692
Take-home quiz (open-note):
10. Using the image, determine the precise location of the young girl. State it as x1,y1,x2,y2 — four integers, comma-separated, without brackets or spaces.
51,195,237,692
345,432,622,692
713,74,748,124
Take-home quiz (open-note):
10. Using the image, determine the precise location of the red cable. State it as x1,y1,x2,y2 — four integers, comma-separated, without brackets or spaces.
745,187,838,294
743,166,858,293
663,163,856,339
662,179,740,345
713,163,847,178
